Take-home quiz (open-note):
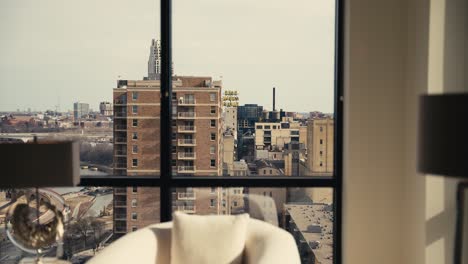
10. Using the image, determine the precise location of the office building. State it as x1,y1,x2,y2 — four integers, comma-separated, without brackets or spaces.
73,102,89,120
99,102,113,116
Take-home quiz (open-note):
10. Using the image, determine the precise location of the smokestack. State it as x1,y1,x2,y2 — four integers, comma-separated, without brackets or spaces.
273,87,276,112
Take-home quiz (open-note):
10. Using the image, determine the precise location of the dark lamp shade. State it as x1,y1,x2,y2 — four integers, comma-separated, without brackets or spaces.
418,93,468,177
0,141,80,187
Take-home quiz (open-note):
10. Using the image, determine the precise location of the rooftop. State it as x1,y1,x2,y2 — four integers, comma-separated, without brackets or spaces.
285,203,334,264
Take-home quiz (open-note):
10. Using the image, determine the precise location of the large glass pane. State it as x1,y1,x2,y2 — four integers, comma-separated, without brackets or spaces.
0,186,160,263
172,187,334,263
0,0,161,178
173,0,336,177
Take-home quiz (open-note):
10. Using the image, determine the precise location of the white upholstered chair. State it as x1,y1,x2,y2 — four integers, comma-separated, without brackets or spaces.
87,218,300,264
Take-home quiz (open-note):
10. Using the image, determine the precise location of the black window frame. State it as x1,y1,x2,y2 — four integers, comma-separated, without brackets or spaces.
79,0,344,263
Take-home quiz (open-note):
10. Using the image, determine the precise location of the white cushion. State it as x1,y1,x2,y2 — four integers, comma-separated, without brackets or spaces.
171,212,249,264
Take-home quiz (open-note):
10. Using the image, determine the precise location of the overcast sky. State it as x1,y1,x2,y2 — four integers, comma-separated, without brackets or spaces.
0,0,335,113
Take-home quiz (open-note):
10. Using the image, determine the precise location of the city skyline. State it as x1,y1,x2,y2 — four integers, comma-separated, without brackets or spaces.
0,0,335,113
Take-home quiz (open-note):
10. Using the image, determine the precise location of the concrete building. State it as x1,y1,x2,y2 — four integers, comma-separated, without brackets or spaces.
283,142,307,176
254,119,301,151
283,203,333,264
112,76,223,237
222,130,235,175
223,107,237,139
99,102,113,116
73,102,89,120
306,118,334,174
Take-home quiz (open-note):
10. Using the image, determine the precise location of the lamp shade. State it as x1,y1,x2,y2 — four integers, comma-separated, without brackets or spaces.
418,93,468,177
0,141,80,187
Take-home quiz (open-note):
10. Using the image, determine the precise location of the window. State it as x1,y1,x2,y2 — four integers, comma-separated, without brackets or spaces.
131,213,137,220
264,125,271,129
233,201,238,207
132,186,137,193
320,162,323,167
18,0,343,260
210,120,216,128
132,199,137,207
132,159,138,167
210,159,216,167
132,226,138,232
211,187,216,193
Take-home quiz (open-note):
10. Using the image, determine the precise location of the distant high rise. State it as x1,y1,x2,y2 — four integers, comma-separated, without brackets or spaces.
99,102,113,116
147,39,161,80
73,102,89,120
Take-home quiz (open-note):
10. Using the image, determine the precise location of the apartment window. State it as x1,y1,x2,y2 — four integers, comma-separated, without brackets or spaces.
132,92,138,100
265,125,271,129
210,133,216,141
132,226,138,232
320,126,323,132
320,162,323,167
132,105,138,114
320,150,323,156
210,159,216,167
171,159,176,166
132,132,138,140
172,133,176,140
132,159,138,167
211,187,216,193
210,106,216,114
320,139,323,144
132,119,138,127
222,200,226,207
273,125,277,129
171,92,177,101
209,93,216,101
132,145,138,154
210,199,215,207
131,213,137,220
210,146,215,154
132,199,137,207
132,186,137,193
233,201,238,207
269,191,272,197
256,125,263,129
210,120,216,128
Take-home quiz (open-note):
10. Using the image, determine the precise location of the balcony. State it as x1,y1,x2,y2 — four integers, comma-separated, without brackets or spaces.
114,137,127,144
178,99,196,106
114,188,127,194
115,150,127,156
178,139,196,146
177,112,196,119
115,226,127,233
115,124,127,131
114,163,127,169
115,213,127,220
178,126,196,133
173,205,196,213
114,112,127,118
177,166,196,173
177,192,196,200
114,200,127,207
114,99,127,105
178,152,196,160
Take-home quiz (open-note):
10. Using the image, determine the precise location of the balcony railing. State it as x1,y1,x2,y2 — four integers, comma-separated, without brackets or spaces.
178,99,196,105
114,188,127,194
178,126,196,133
178,152,196,159
115,125,127,130
114,200,127,207
115,150,127,156
173,205,196,213
178,139,196,146
115,213,127,220
114,137,127,143
177,166,196,173
114,99,127,105
114,112,127,117
177,192,196,200
114,163,127,169
178,112,196,119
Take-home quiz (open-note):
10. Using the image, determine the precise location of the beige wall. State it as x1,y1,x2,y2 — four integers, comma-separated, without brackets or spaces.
345,0,468,263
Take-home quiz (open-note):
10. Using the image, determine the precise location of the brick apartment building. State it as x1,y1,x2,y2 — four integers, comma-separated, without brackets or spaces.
112,76,224,237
